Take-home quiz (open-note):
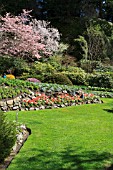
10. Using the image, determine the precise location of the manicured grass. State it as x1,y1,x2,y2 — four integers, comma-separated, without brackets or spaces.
7,98,113,170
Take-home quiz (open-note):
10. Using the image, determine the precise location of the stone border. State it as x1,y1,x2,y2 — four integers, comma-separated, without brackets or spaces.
0,90,103,112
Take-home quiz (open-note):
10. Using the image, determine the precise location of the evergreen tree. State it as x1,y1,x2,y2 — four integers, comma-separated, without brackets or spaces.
0,0,37,16
0,111,16,163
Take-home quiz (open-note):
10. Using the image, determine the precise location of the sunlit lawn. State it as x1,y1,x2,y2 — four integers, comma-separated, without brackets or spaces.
7,98,113,170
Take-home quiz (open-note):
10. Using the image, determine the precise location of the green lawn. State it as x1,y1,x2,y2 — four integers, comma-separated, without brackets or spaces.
7,98,113,170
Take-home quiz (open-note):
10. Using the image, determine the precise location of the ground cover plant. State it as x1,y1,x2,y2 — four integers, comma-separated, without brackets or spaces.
0,78,92,100
0,77,111,102
1,77,112,97
6,98,113,170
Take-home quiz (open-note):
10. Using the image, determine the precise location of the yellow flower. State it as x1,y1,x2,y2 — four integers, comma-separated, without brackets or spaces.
6,74,15,79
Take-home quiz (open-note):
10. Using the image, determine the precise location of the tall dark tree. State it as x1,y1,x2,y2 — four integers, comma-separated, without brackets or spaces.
104,0,113,22
0,0,37,16
98,0,104,18
44,0,81,21
1,0,113,22
44,0,100,20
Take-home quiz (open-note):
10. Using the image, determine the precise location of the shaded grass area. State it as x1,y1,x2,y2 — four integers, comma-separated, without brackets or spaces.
7,98,113,170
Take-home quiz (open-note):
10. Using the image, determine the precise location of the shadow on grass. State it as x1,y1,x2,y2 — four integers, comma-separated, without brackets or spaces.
9,147,113,170
103,109,113,113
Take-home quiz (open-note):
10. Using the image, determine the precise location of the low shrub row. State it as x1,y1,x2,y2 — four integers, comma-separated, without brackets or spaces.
21,71,113,88
91,91,113,98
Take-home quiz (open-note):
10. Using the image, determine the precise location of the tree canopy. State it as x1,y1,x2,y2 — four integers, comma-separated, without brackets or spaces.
1,0,113,22
1,0,113,67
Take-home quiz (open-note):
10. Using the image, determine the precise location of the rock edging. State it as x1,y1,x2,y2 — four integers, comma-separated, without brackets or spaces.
0,90,103,112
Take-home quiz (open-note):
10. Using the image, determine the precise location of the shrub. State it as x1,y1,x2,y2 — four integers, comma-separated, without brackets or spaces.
0,111,16,163
28,62,57,82
65,66,85,73
62,67,87,85
12,57,30,76
88,73,113,88
20,73,43,82
48,55,63,71
61,55,77,68
48,55,77,72
31,61,56,75
66,72,87,85
43,73,73,86
80,59,101,73
74,35,88,60
0,56,30,76
94,64,113,73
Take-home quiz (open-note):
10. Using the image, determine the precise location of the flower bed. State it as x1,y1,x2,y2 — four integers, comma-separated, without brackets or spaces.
21,91,102,110
0,89,102,111
0,78,103,111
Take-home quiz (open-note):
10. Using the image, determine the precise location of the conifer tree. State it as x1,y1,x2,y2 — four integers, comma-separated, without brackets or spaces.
0,111,16,163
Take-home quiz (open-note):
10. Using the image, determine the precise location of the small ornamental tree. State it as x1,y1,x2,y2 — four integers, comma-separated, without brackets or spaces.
32,19,60,53
0,10,47,59
0,111,16,163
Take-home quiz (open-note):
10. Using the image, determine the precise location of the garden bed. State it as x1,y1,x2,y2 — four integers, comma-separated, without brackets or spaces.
0,89,102,112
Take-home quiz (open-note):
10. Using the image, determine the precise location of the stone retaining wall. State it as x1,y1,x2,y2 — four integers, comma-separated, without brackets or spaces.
0,91,102,112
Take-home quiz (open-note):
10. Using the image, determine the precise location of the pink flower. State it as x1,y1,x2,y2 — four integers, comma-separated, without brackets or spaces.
27,78,41,83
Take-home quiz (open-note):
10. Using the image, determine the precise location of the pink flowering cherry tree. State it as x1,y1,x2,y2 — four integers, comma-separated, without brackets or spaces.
0,10,47,59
